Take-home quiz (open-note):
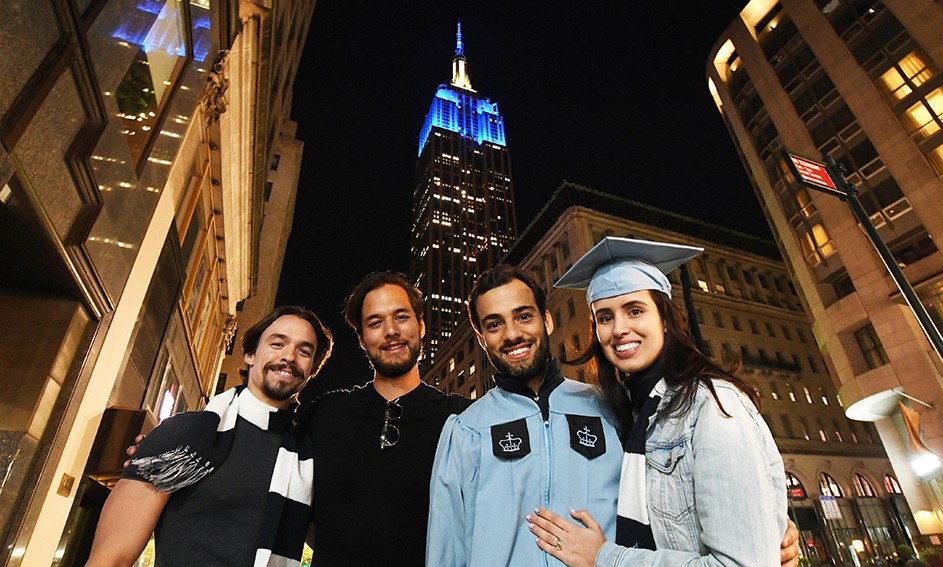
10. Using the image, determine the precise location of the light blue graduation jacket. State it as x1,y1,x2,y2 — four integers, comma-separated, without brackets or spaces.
426,362,623,567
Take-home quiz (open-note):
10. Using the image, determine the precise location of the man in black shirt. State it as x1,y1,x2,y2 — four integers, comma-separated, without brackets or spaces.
306,272,470,566
88,306,332,566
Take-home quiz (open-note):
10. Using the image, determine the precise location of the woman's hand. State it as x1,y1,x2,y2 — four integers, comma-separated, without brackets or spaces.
528,507,606,567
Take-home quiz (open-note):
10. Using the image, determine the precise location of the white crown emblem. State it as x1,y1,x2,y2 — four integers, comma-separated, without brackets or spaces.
499,432,522,452
577,426,597,448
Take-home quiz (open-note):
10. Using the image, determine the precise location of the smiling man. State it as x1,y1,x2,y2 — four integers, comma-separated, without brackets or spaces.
305,271,470,566
88,306,332,566
426,264,624,567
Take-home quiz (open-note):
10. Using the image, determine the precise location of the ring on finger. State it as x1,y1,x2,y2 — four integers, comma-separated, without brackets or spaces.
555,537,563,551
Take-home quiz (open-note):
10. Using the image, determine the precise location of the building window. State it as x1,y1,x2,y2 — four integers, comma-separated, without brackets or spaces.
470,388,477,400
448,358,455,372
781,325,792,340
780,415,794,437
832,420,844,443
820,388,830,406
271,153,281,171
697,279,711,293
785,382,796,402
749,319,759,334
769,381,780,401
731,315,742,331
853,474,877,497
786,472,807,499
115,0,190,166
799,223,837,266
797,328,807,343
469,363,476,375
819,473,844,498
572,334,581,352
712,312,723,328
799,417,811,440
766,322,776,337
854,324,889,369
817,420,828,442
884,474,903,494
803,387,813,404
808,356,820,373
876,49,932,102
567,298,576,319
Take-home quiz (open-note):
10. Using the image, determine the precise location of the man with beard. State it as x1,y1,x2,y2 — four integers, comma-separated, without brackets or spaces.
305,271,470,566
88,306,332,566
426,264,624,566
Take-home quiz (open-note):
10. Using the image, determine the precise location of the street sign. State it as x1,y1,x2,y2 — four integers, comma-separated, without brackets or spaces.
782,152,846,198
819,495,842,520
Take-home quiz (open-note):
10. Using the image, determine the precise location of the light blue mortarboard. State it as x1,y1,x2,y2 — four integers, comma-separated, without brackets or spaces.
554,237,703,304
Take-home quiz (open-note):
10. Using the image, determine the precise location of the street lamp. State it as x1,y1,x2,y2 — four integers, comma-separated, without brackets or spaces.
782,150,943,365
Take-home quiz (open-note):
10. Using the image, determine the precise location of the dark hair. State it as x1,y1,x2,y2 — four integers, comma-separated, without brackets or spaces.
240,305,333,379
467,264,547,333
565,290,759,433
343,271,424,336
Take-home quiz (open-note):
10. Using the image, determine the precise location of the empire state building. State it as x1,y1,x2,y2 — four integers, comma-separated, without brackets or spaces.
410,22,517,370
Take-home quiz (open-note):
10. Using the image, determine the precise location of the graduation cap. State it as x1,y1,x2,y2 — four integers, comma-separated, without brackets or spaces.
555,237,703,304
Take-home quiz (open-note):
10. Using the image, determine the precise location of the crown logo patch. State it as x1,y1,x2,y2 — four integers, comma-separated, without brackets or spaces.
499,432,522,452
491,418,531,460
566,414,606,459
577,426,597,448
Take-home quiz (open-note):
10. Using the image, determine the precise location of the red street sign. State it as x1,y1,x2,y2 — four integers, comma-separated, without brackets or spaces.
786,153,838,191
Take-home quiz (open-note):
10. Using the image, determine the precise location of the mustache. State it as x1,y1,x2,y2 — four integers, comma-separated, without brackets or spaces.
501,339,533,351
264,362,302,377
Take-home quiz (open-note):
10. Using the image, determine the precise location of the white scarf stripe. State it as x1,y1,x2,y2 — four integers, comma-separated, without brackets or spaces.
254,549,301,567
269,448,314,503
616,452,649,523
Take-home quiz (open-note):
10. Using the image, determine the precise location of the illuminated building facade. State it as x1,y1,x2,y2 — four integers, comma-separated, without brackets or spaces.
410,22,516,369
707,0,943,548
0,1,314,564
429,183,911,564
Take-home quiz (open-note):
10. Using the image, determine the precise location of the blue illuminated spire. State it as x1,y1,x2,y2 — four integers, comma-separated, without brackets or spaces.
451,20,472,90
419,21,505,155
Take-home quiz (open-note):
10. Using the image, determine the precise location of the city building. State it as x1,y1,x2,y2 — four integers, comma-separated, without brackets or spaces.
429,183,911,564
0,1,315,565
410,22,517,370
706,0,943,552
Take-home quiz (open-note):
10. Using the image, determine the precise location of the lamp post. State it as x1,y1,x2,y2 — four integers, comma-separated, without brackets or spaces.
782,150,943,365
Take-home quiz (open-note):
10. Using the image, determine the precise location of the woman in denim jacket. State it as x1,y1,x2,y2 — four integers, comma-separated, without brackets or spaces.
528,237,788,567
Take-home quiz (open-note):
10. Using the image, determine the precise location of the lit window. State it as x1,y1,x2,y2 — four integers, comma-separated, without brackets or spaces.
853,473,876,497
877,50,932,102
902,88,943,141
884,474,903,494
819,473,844,497
786,472,807,499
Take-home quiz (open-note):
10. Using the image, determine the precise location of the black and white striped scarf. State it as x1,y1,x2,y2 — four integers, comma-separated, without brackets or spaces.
615,377,666,550
131,387,313,566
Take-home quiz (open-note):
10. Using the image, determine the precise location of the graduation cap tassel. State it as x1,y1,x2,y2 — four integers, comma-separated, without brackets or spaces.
679,264,709,357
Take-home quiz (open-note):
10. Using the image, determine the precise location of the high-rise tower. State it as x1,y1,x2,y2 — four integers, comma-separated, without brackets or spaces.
411,22,516,370
706,0,943,550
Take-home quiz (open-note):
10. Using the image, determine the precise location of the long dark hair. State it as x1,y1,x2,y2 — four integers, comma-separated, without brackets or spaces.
565,290,760,433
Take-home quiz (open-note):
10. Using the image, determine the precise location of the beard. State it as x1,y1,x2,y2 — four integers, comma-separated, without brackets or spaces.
487,330,550,382
368,341,422,378
261,362,305,401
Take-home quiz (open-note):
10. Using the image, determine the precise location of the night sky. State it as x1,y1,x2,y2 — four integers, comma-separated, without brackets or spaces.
277,1,774,392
